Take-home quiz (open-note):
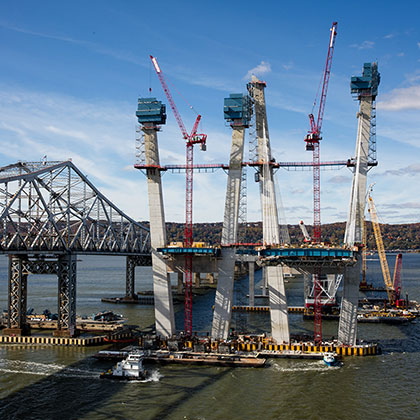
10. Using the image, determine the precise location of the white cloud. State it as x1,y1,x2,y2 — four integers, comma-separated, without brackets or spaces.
350,40,375,50
244,61,271,81
378,85,420,111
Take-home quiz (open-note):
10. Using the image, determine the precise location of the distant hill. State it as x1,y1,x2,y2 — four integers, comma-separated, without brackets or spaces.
138,221,420,251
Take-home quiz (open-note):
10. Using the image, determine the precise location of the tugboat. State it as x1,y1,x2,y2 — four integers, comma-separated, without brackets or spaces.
323,352,340,367
100,351,147,380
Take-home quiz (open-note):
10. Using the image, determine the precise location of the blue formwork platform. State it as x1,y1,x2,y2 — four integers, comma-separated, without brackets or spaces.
136,97,166,124
350,62,380,97
157,247,221,257
259,248,355,258
223,93,252,125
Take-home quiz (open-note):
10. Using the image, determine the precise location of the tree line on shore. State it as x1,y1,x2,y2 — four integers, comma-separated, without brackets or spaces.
138,221,420,250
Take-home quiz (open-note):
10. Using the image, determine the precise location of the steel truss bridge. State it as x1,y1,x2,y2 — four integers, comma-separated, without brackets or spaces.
0,160,151,336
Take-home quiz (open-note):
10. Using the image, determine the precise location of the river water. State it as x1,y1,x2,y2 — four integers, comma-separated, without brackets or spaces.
0,253,419,420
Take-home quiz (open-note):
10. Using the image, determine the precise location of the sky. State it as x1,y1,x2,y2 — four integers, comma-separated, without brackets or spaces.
0,0,419,226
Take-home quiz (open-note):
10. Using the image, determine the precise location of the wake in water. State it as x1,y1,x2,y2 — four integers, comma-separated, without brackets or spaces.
127,369,163,383
269,360,341,373
0,358,102,379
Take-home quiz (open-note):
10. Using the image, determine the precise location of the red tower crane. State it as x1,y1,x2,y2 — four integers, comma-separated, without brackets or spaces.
304,22,338,345
150,56,207,336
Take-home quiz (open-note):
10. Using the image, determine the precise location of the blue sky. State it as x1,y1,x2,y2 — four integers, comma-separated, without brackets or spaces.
0,1,419,226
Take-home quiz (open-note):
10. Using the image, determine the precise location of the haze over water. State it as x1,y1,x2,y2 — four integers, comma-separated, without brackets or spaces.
0,253,419,419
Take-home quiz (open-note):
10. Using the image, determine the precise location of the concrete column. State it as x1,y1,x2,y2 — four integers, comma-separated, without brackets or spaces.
252,77,289,343
56,254,77,336
193,272,201,288
207,272,215,284
267,265,290,344
345,96,372,245
144,127,175,338
248,261,255,306
177,271,183,294
211,248,236,340
261,266,268,296
338,260,360,346
221,127,246,245
211,124,245,339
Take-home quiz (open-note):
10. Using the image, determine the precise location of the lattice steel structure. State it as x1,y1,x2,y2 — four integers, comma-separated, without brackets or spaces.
0,160,151,255
0,160,151,336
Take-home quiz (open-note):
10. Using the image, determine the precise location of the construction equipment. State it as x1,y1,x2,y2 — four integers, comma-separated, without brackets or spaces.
304,22,338,345
150,55,207,336
393,253,403,302
367,188,395,304
299,220,311,242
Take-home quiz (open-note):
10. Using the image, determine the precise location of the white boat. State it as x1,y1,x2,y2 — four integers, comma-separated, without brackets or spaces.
100,351,147,380
323,352,340,367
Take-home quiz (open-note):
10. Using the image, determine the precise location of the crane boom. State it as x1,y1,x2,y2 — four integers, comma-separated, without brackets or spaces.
315,22,337,134
367,194,394,303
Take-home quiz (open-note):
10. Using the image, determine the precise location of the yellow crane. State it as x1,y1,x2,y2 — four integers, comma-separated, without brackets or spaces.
367,190,395,304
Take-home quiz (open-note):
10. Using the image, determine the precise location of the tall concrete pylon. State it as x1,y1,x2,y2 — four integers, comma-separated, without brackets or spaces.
136,98,175,338
339,63,380,346
250,77,290,344
212,94,250,340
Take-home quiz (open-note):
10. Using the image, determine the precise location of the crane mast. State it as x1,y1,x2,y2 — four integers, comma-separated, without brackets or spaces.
150,55,207,336
304,22,337,345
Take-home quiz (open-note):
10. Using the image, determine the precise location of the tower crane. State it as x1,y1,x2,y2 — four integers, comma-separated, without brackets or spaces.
304,22,338,345
150,56,207,336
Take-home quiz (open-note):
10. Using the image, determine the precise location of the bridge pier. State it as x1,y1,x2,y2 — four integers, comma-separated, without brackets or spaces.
55,254,77,337
125,256,137,300
4,255,30,336
3,254,78,338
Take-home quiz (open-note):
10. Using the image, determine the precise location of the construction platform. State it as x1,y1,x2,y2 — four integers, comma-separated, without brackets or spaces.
259,246,356,259
0,331,133,346
157,246,221,256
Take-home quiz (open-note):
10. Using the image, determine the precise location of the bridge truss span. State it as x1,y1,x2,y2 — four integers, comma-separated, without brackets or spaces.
0,160,151,256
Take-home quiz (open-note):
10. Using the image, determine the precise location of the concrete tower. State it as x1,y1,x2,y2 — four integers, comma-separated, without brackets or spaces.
212,94,251,340
136,98,175,338
339,63,380,345
249,77,290,344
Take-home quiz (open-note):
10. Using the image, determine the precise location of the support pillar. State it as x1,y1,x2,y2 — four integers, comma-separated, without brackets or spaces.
125,256,137,300
207,272,215,285
211,121,246,339
5,255,30,336
56,254,77,337
248,261,255,306
251,76,289,343
193,272,201,288
338,261,360,346
177,271,183,294
211,248,236,339
144,127,175,338
267,265,290,344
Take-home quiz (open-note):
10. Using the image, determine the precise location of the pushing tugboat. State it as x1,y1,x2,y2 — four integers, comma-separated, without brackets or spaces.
100,351,147,380
323,352,341,367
